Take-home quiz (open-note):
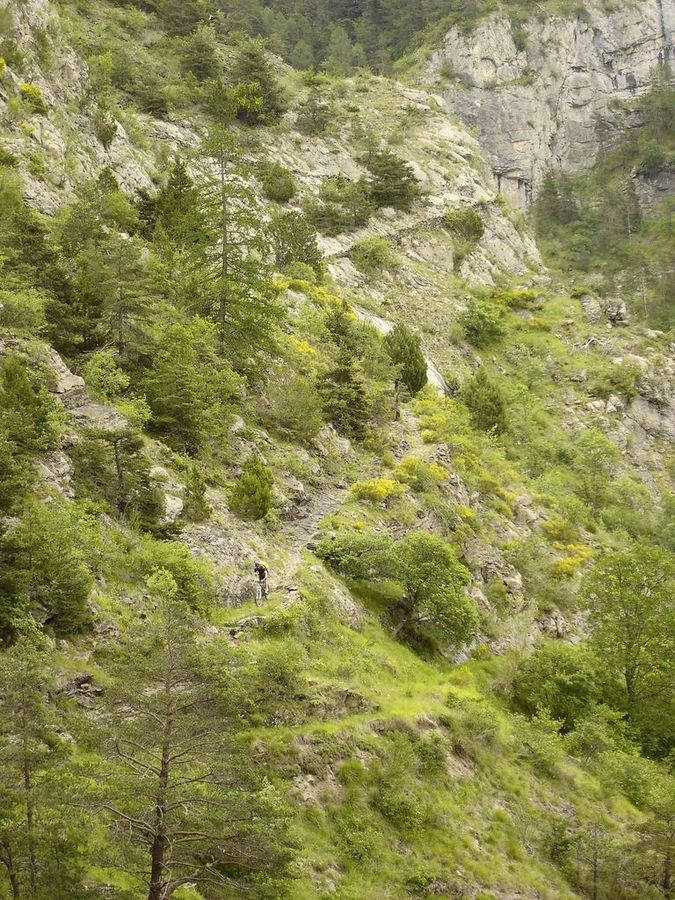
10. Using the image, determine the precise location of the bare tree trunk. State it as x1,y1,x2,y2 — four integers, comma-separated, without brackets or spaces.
22,741,36,898
664,846,671,898
0,838,20,900
147,691,173,900
112,437,125,514
218,152,229,354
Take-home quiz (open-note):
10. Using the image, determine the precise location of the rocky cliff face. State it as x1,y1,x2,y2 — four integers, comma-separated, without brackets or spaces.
428,0,675,206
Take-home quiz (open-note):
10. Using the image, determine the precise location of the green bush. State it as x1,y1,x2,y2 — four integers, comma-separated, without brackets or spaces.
349,236,395,273
0,146,18,168
269,210,322,274
134,538,215,611
0,288,46,332
230,39,285,125
383,322,428,396
19,82,47,115
460,296,505,346
229,456,274,520
304,175,372,235
511,642,599,731
295,90,332,135
260,163,296,203
93,108,117,149
462,369,507,433
179,23,220,80
444,206,485,242
0,500,92,638
444,207,485,269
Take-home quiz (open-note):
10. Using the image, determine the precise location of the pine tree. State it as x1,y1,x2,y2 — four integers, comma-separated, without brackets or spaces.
70,427,165,528
269,210,323,274
295,90,333,135
383,322,428,396
0,627,91,898
462,368,507,433
198,127,282,365
366,150,419,210
0,501,93,638
99,569,291,898
156,0,212,36
229,456,274,520
317,350,370,440
72,232,150,359
0,353,60,457
230,39,286,125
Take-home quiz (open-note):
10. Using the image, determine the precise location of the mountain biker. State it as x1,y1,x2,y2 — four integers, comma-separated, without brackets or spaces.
254,562,269,605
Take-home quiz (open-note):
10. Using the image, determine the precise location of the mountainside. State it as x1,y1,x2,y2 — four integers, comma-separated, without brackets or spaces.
426,0,675,205
0,1,673,898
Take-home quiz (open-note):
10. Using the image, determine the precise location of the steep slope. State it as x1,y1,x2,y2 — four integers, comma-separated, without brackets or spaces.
0,1,673,899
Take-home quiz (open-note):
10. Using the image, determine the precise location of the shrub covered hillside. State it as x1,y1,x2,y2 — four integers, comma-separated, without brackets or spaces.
0,1,673,898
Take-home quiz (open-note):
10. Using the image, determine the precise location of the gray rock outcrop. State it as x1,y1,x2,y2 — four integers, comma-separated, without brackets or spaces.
429,0,675,205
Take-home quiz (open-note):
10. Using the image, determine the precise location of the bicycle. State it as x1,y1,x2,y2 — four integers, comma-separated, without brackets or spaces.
255,580,269,606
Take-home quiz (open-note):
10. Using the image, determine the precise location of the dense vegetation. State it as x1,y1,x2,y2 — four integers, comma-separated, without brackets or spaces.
0,0,673,897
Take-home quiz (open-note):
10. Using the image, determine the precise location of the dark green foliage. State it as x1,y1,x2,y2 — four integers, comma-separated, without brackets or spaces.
133,541,216,612
0,502,92,639
384,322,428,396
230,39,286,125
317,350,370,440
181,463,212,522
462,368,507,433
511,642,599,731
218,0,455,73
69,428,164,529
260,162,296,203
304,175,373,235
259,365,324,443
444,205,485,268
145,156,205,245
269,210,323,274
0,354,60,458
319,529,475,646
349,236,395,273
295,90,332,135
444,206,485,242
143,319,243,456
99,569,292,896
179,23,220,79
0,353,59,514
0,632,92,897
460,295,506,346
92,107,117,149
229,456,274,520
365,150,419,210
156,0,214,35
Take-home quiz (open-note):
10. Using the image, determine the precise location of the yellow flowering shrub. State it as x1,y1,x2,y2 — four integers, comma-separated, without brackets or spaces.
351,477,405,505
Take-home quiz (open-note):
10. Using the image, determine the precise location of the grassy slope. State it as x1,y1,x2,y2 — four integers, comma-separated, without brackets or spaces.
1,2,672,898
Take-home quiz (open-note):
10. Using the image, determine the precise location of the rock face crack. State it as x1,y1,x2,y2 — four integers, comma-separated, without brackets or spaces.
430,0,675,205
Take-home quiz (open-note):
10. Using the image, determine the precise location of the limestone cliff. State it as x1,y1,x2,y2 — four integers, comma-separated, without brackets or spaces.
427,0,675,205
